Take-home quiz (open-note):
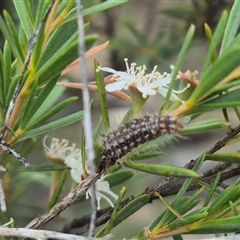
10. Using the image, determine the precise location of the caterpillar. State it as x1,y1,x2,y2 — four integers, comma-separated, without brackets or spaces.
98,114,182,172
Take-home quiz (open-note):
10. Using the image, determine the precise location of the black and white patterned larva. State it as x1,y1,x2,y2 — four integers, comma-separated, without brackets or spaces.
98,114,182,172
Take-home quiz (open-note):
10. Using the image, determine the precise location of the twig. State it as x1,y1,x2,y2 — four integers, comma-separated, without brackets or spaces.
25,176,95,229
75,0,97,238
0,227,95,240
0,166,6,212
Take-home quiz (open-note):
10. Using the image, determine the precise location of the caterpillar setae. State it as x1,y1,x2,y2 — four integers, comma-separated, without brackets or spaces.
98,114,182,172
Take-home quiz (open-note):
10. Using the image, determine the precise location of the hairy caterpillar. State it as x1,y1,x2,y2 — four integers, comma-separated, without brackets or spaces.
98,114,182,172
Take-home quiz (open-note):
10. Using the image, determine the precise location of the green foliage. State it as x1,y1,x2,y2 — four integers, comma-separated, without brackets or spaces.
2,1,240,240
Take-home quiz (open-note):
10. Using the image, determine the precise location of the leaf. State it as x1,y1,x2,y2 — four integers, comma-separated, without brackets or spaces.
0,14,19,59
208,185,240,215
36,34,98,85
115,194,150,226
189,89,240,115
4,11,24,62
35,1,51,27
203,172,221,207
202,11,227,73
95,59,110,130
28,84,66,124
96,187,126,237
154,189,203,230
220,1,240,54
163,24,195,111
19,80,38,128
6,164,70,172
36,20,78,71
168,208,208,230
188,46,240,104
205,153,240,164
20,75,60,128
83,0,128,16
26,97,78,130
3,41,11,102
47,169,68,210
188,216,240,234
103,170,134,187
0,49,4,109
13,0,34,39
122,162,200,178
181,119,229,134
18,111,84,141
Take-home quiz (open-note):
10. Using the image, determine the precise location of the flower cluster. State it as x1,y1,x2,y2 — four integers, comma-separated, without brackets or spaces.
98,58,190,101
44,138,117,209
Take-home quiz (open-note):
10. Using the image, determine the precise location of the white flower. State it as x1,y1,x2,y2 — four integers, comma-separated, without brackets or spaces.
44,137,117,209
44,137,81,165
98,59,189,101
86,178,118,210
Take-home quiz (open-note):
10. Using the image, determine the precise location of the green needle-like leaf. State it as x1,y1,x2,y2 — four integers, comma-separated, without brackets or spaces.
202,11,227,73
6,164,70,172
3,41,11,102
103,170,134,187
35,1,51,27
47,169,68,210
188,216,240,234
95,60,110,130
36,34,97,85
220,0,240,54
168,208,208,230
115,194,150,227
182,119,229,134
18,111,84,141
123,162,199,178
0,49,4,108
162,24,195,112
83,0,128,16
96,187,126,237
13,0,34,39
205,153,240,164
36,20,78,71
20,75,60,128
26,97,78,130
203,172,221,207
208,185,240,216
0,15,19,59
188,46,240,104
4,11,25,62
29,84,66,124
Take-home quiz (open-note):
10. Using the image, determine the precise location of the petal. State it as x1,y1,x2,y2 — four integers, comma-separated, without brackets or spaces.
105,81,127,92
137,85,157,97
99,67,120,74
101,67,134,80
157,87,181,101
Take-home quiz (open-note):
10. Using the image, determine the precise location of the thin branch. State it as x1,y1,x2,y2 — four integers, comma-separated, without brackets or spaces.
75,0,97,238
0,227,93,240
25,176,95,229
